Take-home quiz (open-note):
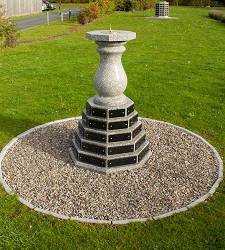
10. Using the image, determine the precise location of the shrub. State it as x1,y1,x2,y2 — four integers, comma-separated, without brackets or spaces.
0,5,18,48
161,0,225,6
115,0,155,11
115,0,134,11
209,10,221,19
92,0,115,14
49,0,89,3
221,13,225,22
182,0,211,6
77,8,90,24
77,0,114,25
208,10,225,23
77,2,100,24
88,2,100,21
134,0,155,10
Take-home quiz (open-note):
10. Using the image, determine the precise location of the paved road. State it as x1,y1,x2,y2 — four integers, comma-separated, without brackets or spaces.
15,6,82,30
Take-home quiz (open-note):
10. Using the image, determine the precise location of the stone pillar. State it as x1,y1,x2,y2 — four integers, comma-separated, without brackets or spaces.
93,41,128,106
70,30,151,173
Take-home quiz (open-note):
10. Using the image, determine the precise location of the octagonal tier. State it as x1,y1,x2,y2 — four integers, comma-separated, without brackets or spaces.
70,97,151,173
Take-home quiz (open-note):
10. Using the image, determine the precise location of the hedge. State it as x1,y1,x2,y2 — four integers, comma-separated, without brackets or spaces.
209,9,225,22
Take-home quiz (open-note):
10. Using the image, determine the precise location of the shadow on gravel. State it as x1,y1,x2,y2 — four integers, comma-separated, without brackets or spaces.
20,118,76,165
0,114,77,164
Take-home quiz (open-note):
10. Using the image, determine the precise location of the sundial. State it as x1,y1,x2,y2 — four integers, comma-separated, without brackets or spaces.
70,29,151,172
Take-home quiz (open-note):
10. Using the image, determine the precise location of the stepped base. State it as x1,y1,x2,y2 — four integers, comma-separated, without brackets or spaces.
69,147,151,173
70,96,151,173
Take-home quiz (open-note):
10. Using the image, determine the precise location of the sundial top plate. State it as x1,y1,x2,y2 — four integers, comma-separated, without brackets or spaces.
86,30,136,42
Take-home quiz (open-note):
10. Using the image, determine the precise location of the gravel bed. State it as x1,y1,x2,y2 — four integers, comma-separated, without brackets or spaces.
0,118,220,220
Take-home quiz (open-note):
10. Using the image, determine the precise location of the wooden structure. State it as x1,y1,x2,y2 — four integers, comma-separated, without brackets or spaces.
0,0,42,17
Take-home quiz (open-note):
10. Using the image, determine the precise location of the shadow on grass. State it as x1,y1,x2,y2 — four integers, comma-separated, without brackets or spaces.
0,113,39,139
0,113,76,164
206,16,225,26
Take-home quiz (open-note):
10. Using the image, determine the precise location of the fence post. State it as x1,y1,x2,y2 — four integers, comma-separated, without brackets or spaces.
47,11,49,25
61,12,64,23
69,10,72,21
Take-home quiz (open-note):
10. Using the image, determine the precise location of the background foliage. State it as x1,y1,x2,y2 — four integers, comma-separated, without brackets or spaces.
0,5,18,47
51,0,225,6
168,0,225,6
208,9,225,21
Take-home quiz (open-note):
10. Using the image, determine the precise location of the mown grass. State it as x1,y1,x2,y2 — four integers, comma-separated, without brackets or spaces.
0,7,225,249
19,20,79,43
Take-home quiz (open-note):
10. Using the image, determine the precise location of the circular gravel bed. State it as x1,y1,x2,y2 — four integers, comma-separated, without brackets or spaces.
0,118,223,224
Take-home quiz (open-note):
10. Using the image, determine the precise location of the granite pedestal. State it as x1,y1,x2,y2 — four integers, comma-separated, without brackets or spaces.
70,30,151,173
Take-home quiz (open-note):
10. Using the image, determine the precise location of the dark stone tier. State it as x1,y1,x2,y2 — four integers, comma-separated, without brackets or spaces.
70,97,151,172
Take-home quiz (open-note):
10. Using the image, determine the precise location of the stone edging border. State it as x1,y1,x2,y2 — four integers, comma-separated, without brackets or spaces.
0,117,223,225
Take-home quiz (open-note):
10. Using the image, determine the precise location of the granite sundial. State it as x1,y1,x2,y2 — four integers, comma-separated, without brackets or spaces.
69,30,151,173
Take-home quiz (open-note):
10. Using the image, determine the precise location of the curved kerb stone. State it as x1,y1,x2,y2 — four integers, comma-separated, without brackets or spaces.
0,117,223,225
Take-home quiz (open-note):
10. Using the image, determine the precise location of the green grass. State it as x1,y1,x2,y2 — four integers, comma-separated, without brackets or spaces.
19,20,79,43
0,7,225,249
11,12,45,21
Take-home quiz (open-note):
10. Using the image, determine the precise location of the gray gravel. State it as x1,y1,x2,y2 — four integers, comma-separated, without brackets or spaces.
1,119,219,220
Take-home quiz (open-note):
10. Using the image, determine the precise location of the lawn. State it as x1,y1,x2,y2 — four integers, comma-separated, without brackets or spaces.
19,20,80,43
0,6,225,249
